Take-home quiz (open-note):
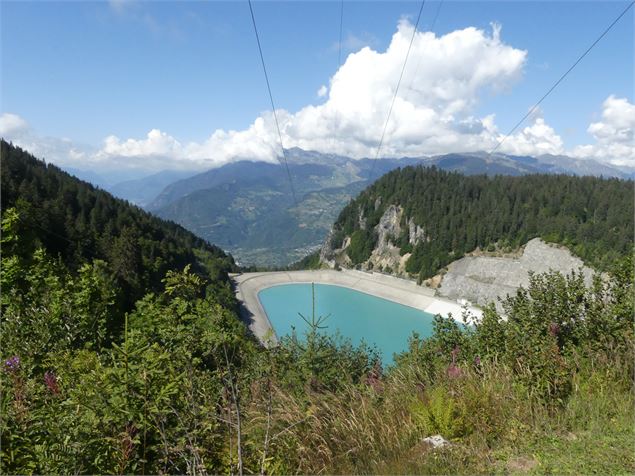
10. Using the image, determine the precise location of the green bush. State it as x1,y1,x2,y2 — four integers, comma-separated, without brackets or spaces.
347,229,376,264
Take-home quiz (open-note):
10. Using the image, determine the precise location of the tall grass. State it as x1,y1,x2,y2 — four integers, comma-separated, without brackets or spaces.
243,344,634,475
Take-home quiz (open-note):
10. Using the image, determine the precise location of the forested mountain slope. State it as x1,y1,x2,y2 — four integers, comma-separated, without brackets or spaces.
423,151,629,178
322,166,633,279
150,150,423,266
0,140,237,310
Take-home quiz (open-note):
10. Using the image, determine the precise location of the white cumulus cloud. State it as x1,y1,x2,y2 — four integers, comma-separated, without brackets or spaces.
100,129,182,158
0,113,29,136
0,22,530,169
0,113,93,167
85,20,527,165
497,117,564,156
572,96,635,166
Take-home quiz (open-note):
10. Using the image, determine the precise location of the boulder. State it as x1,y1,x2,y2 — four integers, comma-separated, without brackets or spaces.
422,435,451,448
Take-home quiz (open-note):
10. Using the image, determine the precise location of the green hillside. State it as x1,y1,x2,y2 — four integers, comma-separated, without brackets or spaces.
1,140,237,311
327,166,633,278
150,149,628,268
151,151,424,267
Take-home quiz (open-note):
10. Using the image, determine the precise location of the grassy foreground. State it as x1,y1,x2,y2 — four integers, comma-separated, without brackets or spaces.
235,333,633,475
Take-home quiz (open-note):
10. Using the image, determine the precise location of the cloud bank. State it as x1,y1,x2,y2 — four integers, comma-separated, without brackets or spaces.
2,21,633,171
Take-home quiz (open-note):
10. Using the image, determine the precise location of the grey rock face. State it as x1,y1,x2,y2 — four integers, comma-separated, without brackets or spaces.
375,205,402,252
358,208,367,230
319,228,336,265
319,228,353,268
408,217,426,245
437,238,594,311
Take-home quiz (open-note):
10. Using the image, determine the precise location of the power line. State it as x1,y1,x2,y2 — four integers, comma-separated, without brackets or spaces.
429,0,444,36
247,0,299,207
369,0,426,179
16,215,76,245
331,0,345,134
489,0,634,156
317,0,347,226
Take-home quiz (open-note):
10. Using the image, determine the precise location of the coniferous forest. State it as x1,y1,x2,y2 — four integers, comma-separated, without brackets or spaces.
331,165,633,278
1,142,634,474
0,141,238,313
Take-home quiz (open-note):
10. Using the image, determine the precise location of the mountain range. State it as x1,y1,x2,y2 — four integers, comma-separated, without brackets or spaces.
68,148,630,267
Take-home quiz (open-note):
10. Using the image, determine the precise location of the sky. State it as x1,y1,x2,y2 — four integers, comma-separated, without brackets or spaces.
1,0,634,177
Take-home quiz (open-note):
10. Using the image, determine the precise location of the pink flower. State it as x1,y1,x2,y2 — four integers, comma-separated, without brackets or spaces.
365,362,384,392
447,363,462,378
549,322,560,337
44,371,60,395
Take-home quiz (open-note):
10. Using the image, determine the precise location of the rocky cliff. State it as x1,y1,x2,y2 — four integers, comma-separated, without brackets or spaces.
320,204,428,276
320,208,596,311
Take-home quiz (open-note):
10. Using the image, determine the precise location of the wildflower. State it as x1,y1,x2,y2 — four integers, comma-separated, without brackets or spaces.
447,363,462,378
447,346,462,378
4,356,26,420
4,356,20,373
120,423,138,464
473,355,483,377
548,322,560,337
44,371,60,395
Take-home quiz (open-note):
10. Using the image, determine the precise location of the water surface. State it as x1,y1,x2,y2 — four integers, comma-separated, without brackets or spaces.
258,283,437,364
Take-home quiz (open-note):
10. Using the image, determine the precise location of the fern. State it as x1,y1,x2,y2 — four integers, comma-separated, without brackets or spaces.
411,386,458,438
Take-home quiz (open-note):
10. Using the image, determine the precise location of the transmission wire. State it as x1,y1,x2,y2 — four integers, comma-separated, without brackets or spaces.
407,0,444,93
369,0,426,179
489,0,634,156
247,0,299,207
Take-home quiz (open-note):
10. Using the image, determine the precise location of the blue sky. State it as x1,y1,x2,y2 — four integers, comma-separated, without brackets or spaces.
1,1,633,171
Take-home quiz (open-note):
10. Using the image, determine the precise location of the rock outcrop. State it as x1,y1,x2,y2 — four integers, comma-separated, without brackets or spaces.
436,238,594,311
367,205,405,274
375,205,401,251
319,228,351,268
422,435,451,449
320,204,595,313
408,218,426,245
321,205,418,275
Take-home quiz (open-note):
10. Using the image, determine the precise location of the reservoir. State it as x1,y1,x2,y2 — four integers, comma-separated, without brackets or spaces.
258,283,437,365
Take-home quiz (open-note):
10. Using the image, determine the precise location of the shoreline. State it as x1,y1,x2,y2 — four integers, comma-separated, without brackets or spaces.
231,269,483,345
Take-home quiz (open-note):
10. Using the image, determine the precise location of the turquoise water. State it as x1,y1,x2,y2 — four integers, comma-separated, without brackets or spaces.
258,283,437,364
